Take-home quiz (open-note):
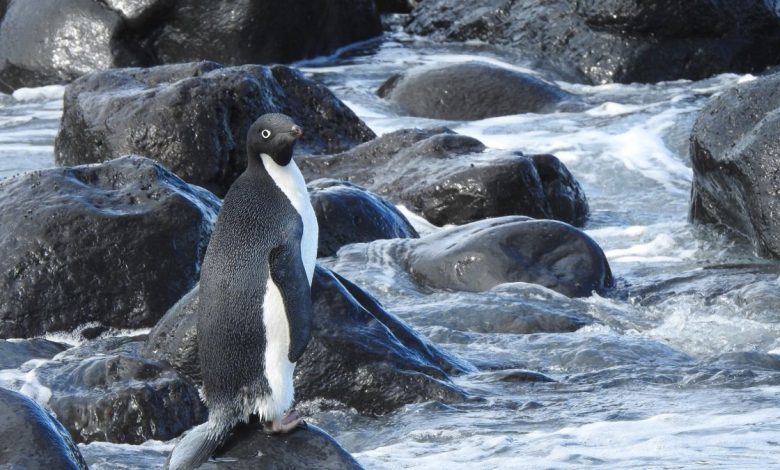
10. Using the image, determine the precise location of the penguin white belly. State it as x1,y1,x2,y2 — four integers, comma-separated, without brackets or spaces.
261,154,318,284
250,279,295,421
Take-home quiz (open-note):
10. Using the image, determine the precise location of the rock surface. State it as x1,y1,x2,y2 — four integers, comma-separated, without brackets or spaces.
406,0,780,84
185,423,364,469
0,338,69,369
298,128,589,227
145,266,472,415
0,0,381,92
400,217,613,297
34,336,207,444
378,61,579,120
55,61,375,196
309,179,419,257
0,387,88,470
689,73,780,259
0,155,220,338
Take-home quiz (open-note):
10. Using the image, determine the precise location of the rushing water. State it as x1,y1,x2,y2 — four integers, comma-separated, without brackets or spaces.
2,31,780,469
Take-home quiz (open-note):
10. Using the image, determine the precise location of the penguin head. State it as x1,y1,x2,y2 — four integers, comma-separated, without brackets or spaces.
247,113,303,167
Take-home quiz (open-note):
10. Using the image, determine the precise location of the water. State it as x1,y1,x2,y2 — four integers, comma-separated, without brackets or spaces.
2,32,780,469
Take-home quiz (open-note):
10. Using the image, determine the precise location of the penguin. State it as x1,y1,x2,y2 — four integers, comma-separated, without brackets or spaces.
167,113,318,470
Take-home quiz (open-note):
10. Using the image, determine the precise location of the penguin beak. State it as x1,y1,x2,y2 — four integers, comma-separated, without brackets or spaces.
290,125,303,140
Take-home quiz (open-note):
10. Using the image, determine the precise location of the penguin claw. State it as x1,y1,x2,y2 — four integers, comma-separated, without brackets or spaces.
264,410,305,434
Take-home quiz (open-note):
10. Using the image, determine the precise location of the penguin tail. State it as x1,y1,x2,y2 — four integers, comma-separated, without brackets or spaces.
166,421,226,470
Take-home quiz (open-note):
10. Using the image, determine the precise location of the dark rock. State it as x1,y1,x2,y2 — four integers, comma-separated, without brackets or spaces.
0,0,381,92
186,423,363,469
54,62,376,196
474,369,557,383
298,128,589,227
309,179,418,257
406,0,780,84
0,387,88,470
378,61,579,120
375,0,417,14
32,336,207,444
689,73,780,259
0,155,220,338
0,338,69,370
401,217,613,297
145,266,472,415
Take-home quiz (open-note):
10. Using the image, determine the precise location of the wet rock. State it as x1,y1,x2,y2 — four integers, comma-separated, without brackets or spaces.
309,179,418,257
0,0,380,92
0,338,69,369
473,369,557,383
187,423,363,469
0,155,220,339
690,73,780,259
55,62,375,196
406,0,780,84
401,217,613,298
298,128,588,227
144,266,472,415
0,387,88,470
375,0,417,14
33,336,207,444
378,62,579,120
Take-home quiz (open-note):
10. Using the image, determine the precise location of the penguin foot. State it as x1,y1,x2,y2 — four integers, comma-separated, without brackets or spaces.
264,409,305,434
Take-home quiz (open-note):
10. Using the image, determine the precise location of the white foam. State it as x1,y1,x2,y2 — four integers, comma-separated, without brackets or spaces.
396,205,440,236
12,85,66,102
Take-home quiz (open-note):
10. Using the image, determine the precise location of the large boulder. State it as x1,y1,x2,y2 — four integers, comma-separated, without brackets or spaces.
0,0,381,92
401,217,613,297
297,128,589,227
144,266,472,415
689,73,780,259
178,423,363,470
0,156,220,338
309,179,419,257
30,336,207,444
378,61,579,120
54,61,376,196
0,387,88,470
406,0,780,84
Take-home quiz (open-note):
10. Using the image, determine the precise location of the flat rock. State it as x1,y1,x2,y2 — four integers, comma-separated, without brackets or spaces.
32,336,207,444
378,61,579,120
689,73,780,259
298,128,588,227
309,179,418,257
0,338,69,369
400,217,613,297
0,387,88,469
0,155,220,338
144,266,472,415
55,62,375,196
0,0,380,92
406,0,780,84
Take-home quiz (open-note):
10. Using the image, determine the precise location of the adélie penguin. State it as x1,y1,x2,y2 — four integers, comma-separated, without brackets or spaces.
167,113,318,469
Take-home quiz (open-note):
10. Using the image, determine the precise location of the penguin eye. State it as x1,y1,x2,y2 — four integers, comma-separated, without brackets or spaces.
261,129,272,139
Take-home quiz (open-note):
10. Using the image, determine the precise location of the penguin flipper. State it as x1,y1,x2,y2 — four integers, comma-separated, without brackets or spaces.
166,422,223,470
269,242,313,363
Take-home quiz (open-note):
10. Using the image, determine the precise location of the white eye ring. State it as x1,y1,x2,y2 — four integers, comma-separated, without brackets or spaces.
261,129,271,139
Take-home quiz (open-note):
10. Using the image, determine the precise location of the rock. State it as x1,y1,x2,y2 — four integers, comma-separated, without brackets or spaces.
406,0,780,84
185,423,363,469
689,73,780,259
375,0,417,14
144,266,472,415
0,0,381,92
401,217,613,297
0,155,220,339
0,387,88,469
309,179,418,257
0,338,69,369
298,128,589,227
54,61,376,196
32,336,207,444
378,62,579,120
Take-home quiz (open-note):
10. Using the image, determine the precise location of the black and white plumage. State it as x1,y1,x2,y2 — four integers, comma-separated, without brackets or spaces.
167,113,318,470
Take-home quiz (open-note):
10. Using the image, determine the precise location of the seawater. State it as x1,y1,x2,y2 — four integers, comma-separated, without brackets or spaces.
1,33,780,469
